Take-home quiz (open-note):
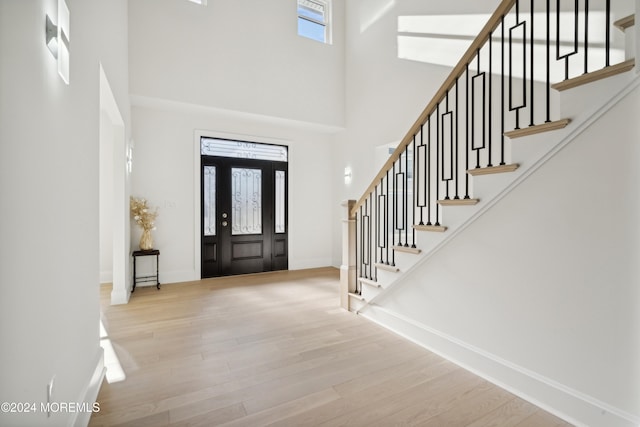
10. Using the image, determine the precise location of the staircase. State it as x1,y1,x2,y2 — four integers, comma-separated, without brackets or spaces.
341,0,639,426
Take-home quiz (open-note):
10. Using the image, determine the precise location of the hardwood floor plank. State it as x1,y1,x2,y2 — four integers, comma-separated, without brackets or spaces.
466,398,539,427
92,268,571,427
169,402,246,427
219,388,341,427
515,410,573,427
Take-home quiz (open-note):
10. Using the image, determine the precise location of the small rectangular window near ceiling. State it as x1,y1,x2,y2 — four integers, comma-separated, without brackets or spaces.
298,0,330,44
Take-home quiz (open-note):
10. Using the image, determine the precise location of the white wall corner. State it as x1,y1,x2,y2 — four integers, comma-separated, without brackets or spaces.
99,271,113,285
70,349,105,427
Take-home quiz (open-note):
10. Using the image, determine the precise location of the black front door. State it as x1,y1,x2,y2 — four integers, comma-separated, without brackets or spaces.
201,156,288,277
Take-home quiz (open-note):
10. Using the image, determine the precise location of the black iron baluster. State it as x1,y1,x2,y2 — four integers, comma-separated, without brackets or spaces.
472,52,486,170
435,103,441,226
501,15,507,164
488,32,493,167
442,91,451,200
391,166,396,266
556,0,579,80
378,181,385,264
454,78,460,199
546,0,551,123
404,146,409,247
584,0,589,74
356,214,361,294
427,119,432,225
374,184,379,272
465,63,472,195
393,160,398,246
363,199,367,280
385,168,390,264
411,135,417,248
605,0,611,67
384,169,393,265
530,0,535,127
417,126,425,225
510,6,527,130
369,193,373,280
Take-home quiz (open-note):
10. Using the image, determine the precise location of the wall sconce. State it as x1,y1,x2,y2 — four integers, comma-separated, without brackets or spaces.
344,167,352,184
45,0,70,84
45,15,58,58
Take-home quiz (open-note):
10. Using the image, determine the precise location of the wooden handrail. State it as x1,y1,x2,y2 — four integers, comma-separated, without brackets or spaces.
351,0,516,218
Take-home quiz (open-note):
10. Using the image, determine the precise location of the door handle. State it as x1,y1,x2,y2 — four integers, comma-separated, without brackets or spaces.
221,221,228,227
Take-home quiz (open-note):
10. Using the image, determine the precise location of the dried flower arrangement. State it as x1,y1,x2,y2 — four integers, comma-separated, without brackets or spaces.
130,196,158,250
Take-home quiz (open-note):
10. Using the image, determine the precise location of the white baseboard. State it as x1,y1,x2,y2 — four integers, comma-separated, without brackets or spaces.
156,269,198,284
289,257,333,271
110,286,130,305
362,305,640,427
70,349,105,427
99,270,112,284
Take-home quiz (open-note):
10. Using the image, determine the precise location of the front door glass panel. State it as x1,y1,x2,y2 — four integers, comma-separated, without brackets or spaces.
203,166,216,236
231,168,262,235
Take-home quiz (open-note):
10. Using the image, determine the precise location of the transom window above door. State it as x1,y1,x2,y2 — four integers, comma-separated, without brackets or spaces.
201,137,288,162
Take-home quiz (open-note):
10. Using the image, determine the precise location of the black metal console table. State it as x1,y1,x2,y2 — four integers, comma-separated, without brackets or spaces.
132,249,160,292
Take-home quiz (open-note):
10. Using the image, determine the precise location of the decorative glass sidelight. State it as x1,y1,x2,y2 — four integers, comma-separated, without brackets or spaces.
275,170,286,233
203,166,216,236
232,168,262,235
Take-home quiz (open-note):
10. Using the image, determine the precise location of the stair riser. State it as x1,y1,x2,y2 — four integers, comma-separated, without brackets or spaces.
626,25,636,61
348,295,366,313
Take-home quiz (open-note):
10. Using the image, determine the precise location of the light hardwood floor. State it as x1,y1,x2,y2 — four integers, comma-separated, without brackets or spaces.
91,267,572,427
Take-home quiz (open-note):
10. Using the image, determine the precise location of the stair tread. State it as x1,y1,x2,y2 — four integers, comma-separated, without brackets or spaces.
467,164,519,176
504,119,570,139
413,224,447,232
358,277,381,287
392,245,422,254
438,198,480,206
348,292,365,301
614,14,635,31
374,263,400,273
552,59,635,92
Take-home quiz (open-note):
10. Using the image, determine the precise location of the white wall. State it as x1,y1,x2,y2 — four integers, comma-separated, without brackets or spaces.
99,111,115,283
127,0,345,281
131,104,335,283
368,83,640,426
0,0,130,425
128,0,345,128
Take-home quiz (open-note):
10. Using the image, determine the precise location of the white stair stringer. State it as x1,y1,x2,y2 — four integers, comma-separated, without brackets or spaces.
356,69,640,316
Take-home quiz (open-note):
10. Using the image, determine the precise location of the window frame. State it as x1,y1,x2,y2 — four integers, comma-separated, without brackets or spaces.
297,0,332,44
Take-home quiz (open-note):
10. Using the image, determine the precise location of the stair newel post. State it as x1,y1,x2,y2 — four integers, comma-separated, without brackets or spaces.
340,200,356,311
